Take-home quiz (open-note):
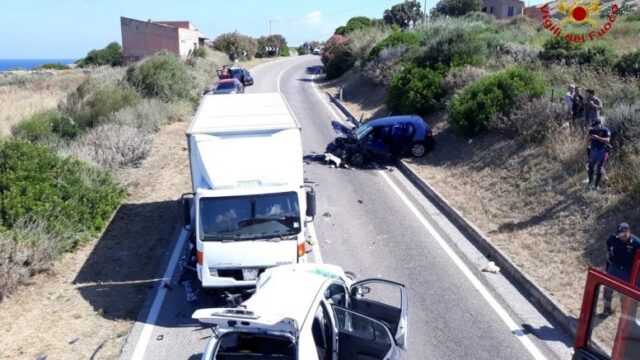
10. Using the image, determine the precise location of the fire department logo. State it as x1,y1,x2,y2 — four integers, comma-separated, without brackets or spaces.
541,1,620,42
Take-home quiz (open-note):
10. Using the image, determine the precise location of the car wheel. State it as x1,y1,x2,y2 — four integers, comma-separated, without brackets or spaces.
410,142,427,157
349,152,365,166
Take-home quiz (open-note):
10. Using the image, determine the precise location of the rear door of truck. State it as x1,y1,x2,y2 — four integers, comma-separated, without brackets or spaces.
573,267,640,359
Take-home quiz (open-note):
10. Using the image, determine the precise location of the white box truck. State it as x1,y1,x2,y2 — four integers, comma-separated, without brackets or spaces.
182,93,316,288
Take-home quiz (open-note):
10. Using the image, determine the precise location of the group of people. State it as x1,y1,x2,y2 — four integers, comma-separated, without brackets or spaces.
563,85,636,315
564,85,611,189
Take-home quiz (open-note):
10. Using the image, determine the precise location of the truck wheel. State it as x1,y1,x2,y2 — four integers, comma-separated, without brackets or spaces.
410,142,427,157
349,152,364,166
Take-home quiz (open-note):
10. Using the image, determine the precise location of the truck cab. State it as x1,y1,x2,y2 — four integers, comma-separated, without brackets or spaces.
573,253,640,359
193,264,409,360
185,93,316,288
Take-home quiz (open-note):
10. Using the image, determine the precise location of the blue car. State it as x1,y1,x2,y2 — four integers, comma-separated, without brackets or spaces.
327,115,435,166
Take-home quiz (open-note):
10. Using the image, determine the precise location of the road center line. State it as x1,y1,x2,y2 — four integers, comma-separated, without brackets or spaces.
378,170,547,360
130,227,188,360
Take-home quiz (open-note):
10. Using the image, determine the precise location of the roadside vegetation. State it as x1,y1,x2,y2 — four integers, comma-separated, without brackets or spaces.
320,0,640,315
0,42,258,299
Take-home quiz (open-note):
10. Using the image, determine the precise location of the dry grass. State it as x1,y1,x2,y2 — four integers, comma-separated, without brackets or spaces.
0,86,66,138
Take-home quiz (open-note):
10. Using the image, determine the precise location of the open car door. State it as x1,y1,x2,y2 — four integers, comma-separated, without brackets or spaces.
332,306,401,360
573,267,640,360
349,279,408,350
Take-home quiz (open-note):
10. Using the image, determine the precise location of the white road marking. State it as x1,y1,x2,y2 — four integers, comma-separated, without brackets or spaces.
130,228,189,360
306,60,546,359
378,170,547,360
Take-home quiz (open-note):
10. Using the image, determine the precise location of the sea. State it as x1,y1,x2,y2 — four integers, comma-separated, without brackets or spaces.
0,59,77,71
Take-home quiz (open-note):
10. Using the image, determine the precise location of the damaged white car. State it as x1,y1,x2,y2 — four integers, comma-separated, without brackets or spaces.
193,263,408,359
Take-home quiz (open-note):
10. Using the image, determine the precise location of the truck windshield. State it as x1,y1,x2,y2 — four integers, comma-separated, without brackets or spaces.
200,192,301,241
213,332,296,359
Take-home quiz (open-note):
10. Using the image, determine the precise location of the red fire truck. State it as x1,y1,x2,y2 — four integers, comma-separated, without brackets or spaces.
573,253,640,359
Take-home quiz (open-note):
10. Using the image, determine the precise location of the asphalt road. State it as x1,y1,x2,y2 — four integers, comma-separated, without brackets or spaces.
120,55,573,360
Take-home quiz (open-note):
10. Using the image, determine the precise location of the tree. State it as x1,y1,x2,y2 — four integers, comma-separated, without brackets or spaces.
383,1,424,29
431,0,483,17
334,16,373,35
321,35,355,79
77,42,123,67
256,34,290,57
211,32,258,60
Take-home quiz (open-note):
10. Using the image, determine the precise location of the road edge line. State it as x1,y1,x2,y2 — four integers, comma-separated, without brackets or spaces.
130,227,189,360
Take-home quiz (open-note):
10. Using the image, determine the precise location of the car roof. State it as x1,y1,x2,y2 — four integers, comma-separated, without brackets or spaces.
241,265,344,327
364,115,425,127
218,79,239,84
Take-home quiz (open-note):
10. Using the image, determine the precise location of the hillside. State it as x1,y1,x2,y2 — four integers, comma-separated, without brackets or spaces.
320,10,640,316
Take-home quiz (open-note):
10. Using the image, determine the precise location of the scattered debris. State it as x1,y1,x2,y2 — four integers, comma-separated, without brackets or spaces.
482,261,501,273
468,139,473,144
68,338,80,345
322,212,332,219
324,152,342,168
157,335,164,341
162,282,172,290
357,200,363,204
89,340,107,360
36,355,47,360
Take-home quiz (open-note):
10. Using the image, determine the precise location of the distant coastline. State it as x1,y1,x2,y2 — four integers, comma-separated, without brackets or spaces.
0,59,77,71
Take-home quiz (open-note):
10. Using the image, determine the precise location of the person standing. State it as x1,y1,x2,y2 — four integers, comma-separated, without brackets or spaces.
583,89,603,129
603,222,640,315
564,84,575,115
572,86,585,122
586,119,611,189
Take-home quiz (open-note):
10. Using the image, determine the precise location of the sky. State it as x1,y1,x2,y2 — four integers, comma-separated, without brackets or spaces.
0,0,447,59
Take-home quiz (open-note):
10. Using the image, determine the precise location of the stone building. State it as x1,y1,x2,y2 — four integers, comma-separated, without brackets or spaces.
121,17,206,63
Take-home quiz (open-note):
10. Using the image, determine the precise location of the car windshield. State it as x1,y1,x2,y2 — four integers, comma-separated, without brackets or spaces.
200,192,301,241
216,82,237,90
212,332,296,360
353,123,373,141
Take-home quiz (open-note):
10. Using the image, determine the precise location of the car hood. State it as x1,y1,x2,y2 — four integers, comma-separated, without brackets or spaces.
331,120,354,137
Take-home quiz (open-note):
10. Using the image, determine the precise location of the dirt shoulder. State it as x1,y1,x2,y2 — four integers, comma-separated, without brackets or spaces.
321,72,639,317
0,120,191,359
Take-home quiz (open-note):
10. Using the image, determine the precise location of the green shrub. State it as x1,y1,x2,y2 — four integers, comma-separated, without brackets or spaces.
297,46,310,55
335,16,374,35
387,64,447,115
12,111,81,144
59,82,140,130
614,49,640,77
321,35,356,79
447,67,546,136
624,12,640,22
431,0,483,17
0,140,124,233
76,42,122,67
213,32,258,60
34,63,70,70
126,53,195,102
366,31,421,62
539,37,617,66
256,34,289,58
191,47,207,58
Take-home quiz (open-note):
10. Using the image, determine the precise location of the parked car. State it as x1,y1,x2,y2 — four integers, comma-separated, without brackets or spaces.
211,78,244,94
216,67,254,86
313,47,323,55
230,67,254,86
193,263,408,360
326,115,435,166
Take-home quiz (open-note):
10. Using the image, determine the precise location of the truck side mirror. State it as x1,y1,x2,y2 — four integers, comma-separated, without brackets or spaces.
305,188,316,219
181,192,194,230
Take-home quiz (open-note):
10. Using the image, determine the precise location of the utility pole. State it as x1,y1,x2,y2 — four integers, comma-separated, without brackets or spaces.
424,0,427,23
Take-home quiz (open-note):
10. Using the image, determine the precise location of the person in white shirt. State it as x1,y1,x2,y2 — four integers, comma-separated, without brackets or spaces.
564,84,575,114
